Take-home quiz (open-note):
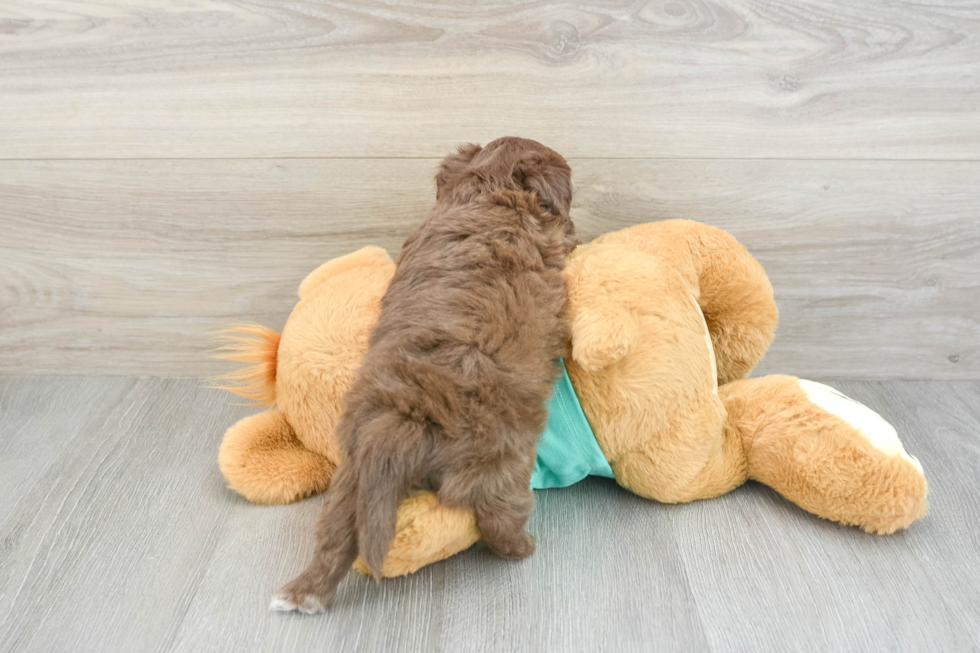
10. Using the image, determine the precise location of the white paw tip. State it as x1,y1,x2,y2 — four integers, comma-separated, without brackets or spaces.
269,595,296,612
269,592,326,614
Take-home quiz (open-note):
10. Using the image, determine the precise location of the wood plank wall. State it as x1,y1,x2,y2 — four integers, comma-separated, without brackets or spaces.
1,0,978,378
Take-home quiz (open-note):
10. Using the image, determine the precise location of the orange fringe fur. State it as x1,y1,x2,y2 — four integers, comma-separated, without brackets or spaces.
210,324,281,407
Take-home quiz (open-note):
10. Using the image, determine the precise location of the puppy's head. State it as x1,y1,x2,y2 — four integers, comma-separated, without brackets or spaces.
435,137,573,225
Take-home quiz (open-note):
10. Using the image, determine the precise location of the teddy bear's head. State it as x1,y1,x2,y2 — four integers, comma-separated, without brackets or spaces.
275,249,397,464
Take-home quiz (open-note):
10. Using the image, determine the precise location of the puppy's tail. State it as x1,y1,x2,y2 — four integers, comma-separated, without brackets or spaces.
298,415,422,604
355,415,426,580
209,324,281,406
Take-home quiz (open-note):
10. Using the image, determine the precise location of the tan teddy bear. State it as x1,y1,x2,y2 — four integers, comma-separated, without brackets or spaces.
216,219,928,577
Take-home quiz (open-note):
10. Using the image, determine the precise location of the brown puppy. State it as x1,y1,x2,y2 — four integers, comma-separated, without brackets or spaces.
270,137,577,612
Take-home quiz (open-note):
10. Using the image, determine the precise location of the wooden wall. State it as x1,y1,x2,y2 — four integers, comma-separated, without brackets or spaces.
1,0,978,378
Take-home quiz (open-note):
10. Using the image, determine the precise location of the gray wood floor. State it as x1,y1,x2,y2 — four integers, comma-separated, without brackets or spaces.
0,376,977,652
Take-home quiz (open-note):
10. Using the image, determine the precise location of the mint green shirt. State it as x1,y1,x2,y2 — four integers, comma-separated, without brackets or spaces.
531,360,616,489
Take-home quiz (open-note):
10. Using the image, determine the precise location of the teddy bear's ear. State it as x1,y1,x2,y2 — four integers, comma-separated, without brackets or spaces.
435,143,482,200
297,246,394,300
512,151,572,222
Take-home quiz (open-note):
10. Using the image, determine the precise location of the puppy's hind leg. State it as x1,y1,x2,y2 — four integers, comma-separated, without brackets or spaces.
470,469,537,561
271,465,360,613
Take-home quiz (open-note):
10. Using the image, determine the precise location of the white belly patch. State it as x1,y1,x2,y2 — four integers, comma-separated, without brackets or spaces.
798,380,923,474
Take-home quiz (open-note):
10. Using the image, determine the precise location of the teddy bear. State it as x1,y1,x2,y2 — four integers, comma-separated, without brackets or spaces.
215,219,928,577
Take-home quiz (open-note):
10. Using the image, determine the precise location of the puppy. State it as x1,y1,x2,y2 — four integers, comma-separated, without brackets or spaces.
271,137,577,612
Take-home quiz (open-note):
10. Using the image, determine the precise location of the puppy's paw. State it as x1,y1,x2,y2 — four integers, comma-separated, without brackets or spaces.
269,592,325,614
490,532,536,560
269,575,331,614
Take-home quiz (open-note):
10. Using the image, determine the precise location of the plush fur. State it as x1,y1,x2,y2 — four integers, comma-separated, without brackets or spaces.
215,219,928,584
268,137,577,611
217,245,396,502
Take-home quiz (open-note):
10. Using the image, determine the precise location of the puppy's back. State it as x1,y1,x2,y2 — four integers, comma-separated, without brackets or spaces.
273,137,576,611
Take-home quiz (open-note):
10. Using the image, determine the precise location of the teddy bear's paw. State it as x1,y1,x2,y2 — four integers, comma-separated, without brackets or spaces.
570,313,639,372
798,380,924,474
573,341,623,372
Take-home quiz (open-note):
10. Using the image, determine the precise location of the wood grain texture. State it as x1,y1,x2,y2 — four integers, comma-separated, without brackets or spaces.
438,481,709,652
1,158,977,378
0,377,977,652
0,377,245,652
1,0,979,159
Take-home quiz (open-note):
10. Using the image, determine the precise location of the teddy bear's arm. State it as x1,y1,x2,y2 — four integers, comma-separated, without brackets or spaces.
297,246,394,300
565,245,654,372
570,305,639,372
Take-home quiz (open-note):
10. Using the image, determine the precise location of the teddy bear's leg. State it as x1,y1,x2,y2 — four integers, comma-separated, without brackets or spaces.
608,389,751,504
592,220,779,383
721,375,928,534
218,409,336,504
351,492,481,577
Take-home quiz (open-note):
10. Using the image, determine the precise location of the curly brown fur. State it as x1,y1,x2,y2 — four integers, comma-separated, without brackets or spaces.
272,137,577,612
